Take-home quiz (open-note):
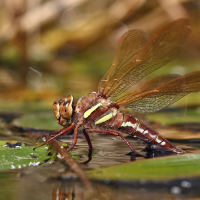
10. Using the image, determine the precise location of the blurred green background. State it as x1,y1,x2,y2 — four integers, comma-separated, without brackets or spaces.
0,0,200,125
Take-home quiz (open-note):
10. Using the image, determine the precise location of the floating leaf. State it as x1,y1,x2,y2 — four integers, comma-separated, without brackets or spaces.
154,127,200,140
146,106,200,125
87,153,200,181
0,141,55,170
14,111,60,130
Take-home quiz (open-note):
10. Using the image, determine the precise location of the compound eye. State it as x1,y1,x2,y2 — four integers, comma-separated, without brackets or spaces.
60,95,74,120
53,95,74,126
53,100,61,120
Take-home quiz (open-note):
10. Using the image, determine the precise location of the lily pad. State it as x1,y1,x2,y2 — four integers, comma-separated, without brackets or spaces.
146,106,200,125
14,111,61,130
87,153,200,181
0,141,54,170
0,99,61,130
154,127,200,140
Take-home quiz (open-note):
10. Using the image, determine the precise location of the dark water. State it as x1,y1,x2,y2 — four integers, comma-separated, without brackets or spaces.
72,133,196,169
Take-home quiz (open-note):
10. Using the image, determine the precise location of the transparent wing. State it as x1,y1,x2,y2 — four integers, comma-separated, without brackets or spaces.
98,29,149,95
136,74,181,93
98,18,192,98
116,71,200,113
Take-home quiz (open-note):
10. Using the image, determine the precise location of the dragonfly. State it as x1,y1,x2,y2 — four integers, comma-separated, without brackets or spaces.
34,18,200,155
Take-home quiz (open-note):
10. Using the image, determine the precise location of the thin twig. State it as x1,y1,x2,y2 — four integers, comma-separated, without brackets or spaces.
44,135,93,192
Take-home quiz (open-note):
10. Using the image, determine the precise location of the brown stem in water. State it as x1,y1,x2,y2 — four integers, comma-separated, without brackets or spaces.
44,135,93,192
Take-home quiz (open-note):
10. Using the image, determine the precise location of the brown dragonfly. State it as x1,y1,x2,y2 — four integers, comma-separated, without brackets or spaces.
34,18,200,155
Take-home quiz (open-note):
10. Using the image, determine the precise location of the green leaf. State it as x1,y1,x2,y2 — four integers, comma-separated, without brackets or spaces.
146,106,200,125
87,154,200,181
0,99,61,130
0,141,54,170
14,111,61,130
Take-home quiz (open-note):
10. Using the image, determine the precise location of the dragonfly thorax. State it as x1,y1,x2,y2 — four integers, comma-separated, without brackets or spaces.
74,92,119,127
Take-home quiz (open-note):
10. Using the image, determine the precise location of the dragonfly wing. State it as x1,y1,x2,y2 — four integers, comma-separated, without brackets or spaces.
98,29,149,94
136,74,181,93
99,18,191,98
116,71,200,113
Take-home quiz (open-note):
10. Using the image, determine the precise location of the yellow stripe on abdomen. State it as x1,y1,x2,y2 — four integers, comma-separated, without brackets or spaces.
95,112,113,125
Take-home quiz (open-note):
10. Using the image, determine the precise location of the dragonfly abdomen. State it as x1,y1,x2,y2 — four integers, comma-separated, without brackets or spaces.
118,114,183,153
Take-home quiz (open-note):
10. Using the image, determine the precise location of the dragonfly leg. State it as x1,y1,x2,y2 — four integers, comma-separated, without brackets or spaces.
82,148,93,164
83,129,93,150
33,123,75,150
67,126,79,152
86,128,139,155
49,127,66,136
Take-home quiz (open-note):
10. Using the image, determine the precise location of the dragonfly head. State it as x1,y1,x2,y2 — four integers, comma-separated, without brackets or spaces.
53,95,74,126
